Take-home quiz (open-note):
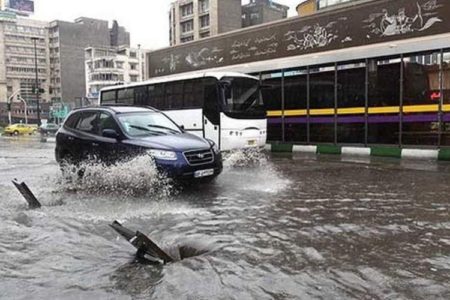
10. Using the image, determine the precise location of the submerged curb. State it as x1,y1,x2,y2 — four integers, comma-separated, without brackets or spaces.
266,143,450,162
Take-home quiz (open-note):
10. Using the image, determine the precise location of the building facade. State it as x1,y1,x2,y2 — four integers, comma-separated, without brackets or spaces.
0,14,51,123
242,0,289,28
0,14,131,124
85,46,146,102
296,0,369,16
149,0,450,150
170,0,243,46
48,17,130,108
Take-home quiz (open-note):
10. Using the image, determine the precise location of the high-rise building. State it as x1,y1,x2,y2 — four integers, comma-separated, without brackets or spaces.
169,0,242,46
0,15,50,108
48,17,130,108
0,14,131,123
242,0,289,28
85,45,147,102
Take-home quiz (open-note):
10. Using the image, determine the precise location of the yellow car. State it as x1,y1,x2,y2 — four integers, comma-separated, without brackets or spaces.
4,124,37,136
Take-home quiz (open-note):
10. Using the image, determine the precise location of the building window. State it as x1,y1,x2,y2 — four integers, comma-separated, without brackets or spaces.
130,75,138,82
180,35,194,43
200,15,210,28
200,31,210,38
181,20,194,33
199,0,209,13
129,51,137,58
181,3,194,17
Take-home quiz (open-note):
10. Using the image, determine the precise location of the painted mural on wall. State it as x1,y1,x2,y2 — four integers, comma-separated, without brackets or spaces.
185,47,224,68
149,0,450,77
285,18,351,52
364,0,443,38
230,33,279,61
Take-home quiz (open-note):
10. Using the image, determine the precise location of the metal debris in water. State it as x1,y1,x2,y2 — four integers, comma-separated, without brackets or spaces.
12,179,42,209
110,220,174,264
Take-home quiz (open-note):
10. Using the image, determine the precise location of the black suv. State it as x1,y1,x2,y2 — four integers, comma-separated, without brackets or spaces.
55,106,222,180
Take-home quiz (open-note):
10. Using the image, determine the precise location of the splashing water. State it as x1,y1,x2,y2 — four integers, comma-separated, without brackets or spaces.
222,148,269,168
58,155,175,197
222,148,291,193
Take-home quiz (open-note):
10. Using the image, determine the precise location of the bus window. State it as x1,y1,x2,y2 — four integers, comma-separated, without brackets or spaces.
183,79,204,109
134,86,148,106
148,84,166,109
165,81,184,109
101,90,116,104
117,88,134,104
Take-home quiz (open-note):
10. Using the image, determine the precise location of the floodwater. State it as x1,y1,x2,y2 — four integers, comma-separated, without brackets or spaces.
0,136,449,299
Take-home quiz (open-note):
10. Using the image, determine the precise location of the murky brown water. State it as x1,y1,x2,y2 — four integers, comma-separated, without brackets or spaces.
0,136,449,299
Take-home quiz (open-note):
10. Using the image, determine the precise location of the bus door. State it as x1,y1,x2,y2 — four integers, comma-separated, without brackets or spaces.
203,82,220,148
134,86,148,106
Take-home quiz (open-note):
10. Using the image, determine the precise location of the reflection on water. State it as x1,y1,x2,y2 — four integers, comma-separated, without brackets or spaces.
0,138,449,299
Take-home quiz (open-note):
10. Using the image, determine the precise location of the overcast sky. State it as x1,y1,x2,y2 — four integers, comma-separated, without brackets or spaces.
33,0,300,50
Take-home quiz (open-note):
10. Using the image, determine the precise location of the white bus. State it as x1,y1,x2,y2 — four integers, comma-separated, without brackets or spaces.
99,72,267,151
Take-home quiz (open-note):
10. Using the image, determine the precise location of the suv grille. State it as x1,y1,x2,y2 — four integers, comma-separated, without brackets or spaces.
184,149,214,165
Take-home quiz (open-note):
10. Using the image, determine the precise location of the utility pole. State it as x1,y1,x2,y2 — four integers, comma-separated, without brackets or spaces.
31,37,41,126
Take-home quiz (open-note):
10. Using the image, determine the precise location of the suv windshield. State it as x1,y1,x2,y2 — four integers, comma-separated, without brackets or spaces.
117,112,182,137
221,77,266,119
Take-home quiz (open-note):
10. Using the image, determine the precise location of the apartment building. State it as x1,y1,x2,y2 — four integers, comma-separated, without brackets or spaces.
242,0,289,28
169,0,242,45
85,46,146,102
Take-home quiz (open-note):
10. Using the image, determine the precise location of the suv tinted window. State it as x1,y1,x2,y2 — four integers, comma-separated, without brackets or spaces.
76,112,98,134
98,113,119,133
64,113,81,129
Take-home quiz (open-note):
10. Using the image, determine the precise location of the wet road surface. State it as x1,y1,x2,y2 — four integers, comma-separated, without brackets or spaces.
0,136,449,299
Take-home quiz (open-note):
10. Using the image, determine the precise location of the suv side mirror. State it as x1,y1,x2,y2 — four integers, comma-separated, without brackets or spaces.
102,129,120,139
179,124,185,131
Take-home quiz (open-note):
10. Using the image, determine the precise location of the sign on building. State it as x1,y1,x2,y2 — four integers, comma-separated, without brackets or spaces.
0,10,17,21
6,0,34,15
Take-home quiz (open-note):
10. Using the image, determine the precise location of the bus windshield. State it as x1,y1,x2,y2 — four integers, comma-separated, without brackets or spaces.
221,77,266,119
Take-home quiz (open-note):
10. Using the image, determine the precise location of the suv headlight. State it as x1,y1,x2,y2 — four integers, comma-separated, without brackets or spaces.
148,149,177,160
207,139,220,154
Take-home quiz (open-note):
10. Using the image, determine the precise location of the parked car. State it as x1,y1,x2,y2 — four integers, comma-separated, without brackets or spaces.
4,123,37,136
39,123,60,135
55,106,223,180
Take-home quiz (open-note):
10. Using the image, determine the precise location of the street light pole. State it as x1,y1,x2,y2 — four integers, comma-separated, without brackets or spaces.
31,37,41,126
7,89,21,125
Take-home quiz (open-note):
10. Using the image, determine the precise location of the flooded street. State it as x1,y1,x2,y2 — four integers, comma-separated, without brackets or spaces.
0,137,449,299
